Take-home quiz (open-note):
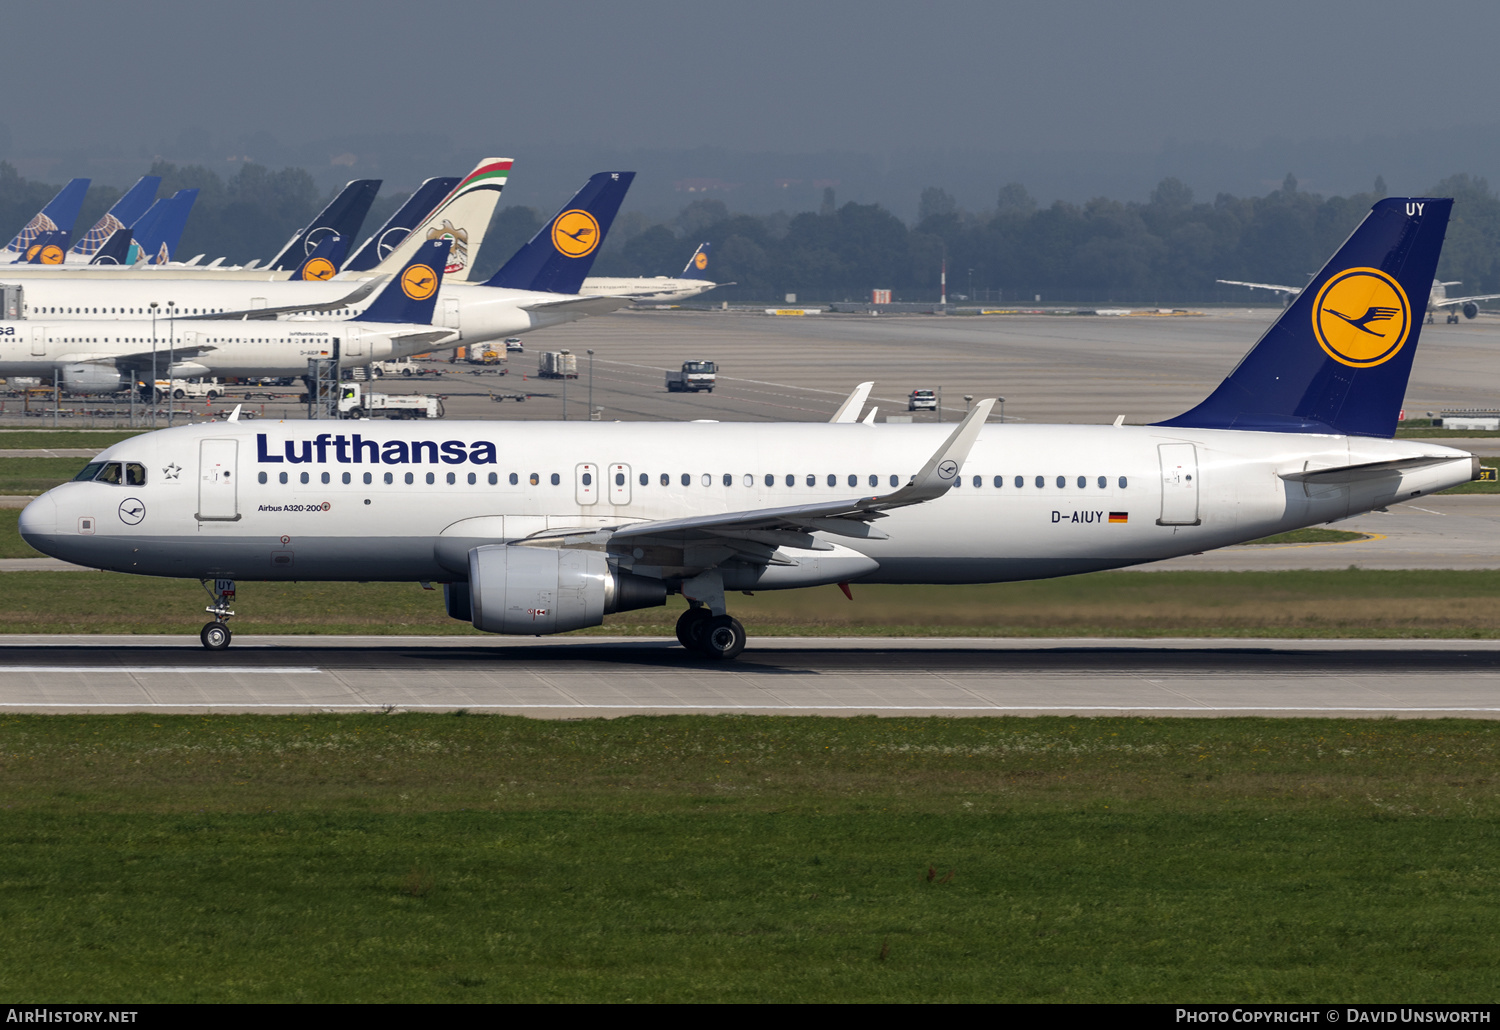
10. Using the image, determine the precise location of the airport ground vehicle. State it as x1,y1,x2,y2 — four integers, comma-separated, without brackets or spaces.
538,351,578,378
369,358,419,377
666,360,716,392
505,338,524,352
468,345,503,365
335,383,443,419
908,389,936,411
153,378,221,401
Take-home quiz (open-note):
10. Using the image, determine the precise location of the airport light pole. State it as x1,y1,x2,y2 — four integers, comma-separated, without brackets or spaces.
561,348,570,420
997,396,1005,423
166,302,177,426
964,394,973,414
587,349,594,419
149,302,158,427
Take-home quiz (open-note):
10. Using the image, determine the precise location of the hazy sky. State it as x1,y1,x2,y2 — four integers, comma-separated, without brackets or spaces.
10,1,1500,211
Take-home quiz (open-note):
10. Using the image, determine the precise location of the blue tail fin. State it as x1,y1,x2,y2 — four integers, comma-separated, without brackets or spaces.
17,230,69,264
89,228,133,266
344,176,460,273
266,179,381,271
1155,197,1452,439
4,177,90,256
680,242,712,280
355,238,451,323
481,171,635,293
134,189,198,264
289,233,347,280
70,175,160,258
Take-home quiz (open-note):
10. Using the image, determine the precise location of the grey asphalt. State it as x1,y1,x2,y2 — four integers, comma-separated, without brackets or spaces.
0,635,1497,718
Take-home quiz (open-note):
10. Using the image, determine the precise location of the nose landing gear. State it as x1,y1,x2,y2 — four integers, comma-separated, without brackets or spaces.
199,578,237,650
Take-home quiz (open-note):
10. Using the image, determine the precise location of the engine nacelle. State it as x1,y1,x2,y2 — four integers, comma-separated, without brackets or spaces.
1464,302,1479,319
466,544,665,635
59,363,126,395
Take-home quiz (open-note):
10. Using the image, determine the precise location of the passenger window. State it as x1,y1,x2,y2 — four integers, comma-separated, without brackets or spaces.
384,472,394,485
869,475,878,488
364,472,373,485
827,474,837,487
321,472,330,484
973,476,981,488
848,475,858,487
889,475,899,488
743,474,753,487
638,473,647,486
806,474,816,487
487,473,497,485
447,472,457,485
126,463,146,486
681,473,691,487
1057,476,1066,488
786,474,795,487
1098,476,1106,489
723,473,733,487
1077,476,1086,489
582,472,592,486
550,473,560,486
953,477,962,488
508,473,518,485
701,474,711,487
467,472,475,485
1119,476,1128,489
994,476,1003,488
661,473,670,486
258,471,267,485
405,473,415,485
529,473,539,485
766,474,775,487
280,472,289,485
426,472,436,485
300,472,309,485
1035,476,1044,488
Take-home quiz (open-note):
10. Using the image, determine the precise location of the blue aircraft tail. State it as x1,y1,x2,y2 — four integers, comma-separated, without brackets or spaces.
1156,197,1452,439
344,176,460,273
481,171,635,293
15,230,69,264
289,233,347,280
356,238,452,323
89,228,133,266
267,179,381,271
70,175,161,258
4,177,90,256
680,242,712,280
131,189,198,264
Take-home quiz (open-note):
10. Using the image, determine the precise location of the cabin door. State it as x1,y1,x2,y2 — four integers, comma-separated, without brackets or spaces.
1156,443,1201,526
197,439,240,522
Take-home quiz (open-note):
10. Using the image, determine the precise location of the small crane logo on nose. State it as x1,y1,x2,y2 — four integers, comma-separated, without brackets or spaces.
118,498,146,525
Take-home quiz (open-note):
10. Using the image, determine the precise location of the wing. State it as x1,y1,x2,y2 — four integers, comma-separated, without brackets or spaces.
1432,293,1500,308
829,382,874,423
178,277,388,321
1216,279,1303,295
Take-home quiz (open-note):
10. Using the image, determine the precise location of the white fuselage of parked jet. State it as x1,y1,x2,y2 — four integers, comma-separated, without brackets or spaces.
579,276,718,303
19,418,1474,587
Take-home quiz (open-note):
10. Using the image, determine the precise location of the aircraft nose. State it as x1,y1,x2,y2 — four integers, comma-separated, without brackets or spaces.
18,492,59,554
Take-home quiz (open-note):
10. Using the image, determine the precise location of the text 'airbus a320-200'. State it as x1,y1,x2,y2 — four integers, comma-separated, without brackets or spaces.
20,198,1478,658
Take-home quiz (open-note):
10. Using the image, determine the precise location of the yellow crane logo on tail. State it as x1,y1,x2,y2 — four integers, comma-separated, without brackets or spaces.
551,210,600,258
401,264,438,301
1313,267,1411,367
301,257,336,281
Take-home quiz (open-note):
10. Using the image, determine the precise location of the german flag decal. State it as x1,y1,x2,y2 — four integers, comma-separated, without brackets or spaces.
1109,512,1128,524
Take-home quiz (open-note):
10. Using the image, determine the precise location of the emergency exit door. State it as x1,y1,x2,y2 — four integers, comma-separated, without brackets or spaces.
1157,442,1200,526
198,439,240,522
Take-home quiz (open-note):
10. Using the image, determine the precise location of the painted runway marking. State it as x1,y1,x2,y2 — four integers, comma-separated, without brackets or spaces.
0,666,324,674
0,702,1496,713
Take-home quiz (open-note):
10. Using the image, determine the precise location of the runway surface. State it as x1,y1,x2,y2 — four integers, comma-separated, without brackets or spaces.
2,635,1498,718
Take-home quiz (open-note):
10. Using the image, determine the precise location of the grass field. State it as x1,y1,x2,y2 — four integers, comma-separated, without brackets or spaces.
0,430,143,449
0,713,1494,1002
0,510,41,558
4,569,1500,638
0,456,90,495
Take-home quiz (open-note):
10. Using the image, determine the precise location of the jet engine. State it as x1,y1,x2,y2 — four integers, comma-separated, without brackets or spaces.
1464,302,1479,319
465,544,664,634
59,363,126,395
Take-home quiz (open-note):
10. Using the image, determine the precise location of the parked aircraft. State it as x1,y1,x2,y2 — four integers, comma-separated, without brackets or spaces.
19,197,1477,658
2,178,89,259
67,175,161,261
0,240,454,393
582,242,727,303
1218,275,1500,323
263,179,381,271
343,176,460,273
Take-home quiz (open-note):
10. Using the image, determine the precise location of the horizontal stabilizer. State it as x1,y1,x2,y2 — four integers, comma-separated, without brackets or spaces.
1280,454,1472,484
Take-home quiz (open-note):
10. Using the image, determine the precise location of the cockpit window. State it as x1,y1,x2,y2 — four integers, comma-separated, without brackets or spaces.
125,463,146,486
74,462,105,482
94,463,123,485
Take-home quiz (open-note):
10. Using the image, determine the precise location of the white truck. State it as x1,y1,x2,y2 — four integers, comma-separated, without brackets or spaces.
336,383,444,420
538,351,578,378
665,360,717,392
154,378,222,401
368,358,420,378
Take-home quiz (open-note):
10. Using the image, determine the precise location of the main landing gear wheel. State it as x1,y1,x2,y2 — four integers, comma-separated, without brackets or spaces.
698,615,746,660
675,606,712,649
200,621,232,650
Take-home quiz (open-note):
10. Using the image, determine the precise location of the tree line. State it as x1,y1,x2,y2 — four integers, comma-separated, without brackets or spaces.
4,160,1500,304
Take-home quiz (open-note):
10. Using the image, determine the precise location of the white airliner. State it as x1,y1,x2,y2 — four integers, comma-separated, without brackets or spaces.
1218,276,1500,323
0,242,457,392
2,169,634,356
19,198,1476,659
582,242,726,303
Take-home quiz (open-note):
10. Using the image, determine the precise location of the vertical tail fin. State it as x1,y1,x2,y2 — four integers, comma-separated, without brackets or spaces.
365,159,512,280
4,178,90,256
481,171,635,294
265,179,381,270
355,238,451,323
289,233,347,280
680,242,712,280
134,189,199,264
70,175,161,258
89,228,134,266
343,176,461,273
17,230,69,264
1156,197,1452,438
